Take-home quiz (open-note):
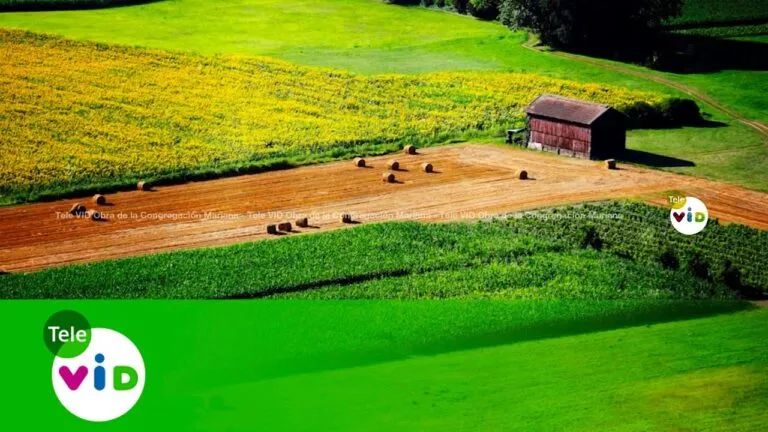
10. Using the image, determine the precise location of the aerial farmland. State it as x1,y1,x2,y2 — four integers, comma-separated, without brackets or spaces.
0,0,767,430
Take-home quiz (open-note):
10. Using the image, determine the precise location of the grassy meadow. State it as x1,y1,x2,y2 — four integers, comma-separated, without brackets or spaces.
195,307,768,431
1,299,762,431
0,0,676,80
626,115,767,190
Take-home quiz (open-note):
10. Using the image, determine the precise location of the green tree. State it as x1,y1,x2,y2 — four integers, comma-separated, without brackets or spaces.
468,0,500,19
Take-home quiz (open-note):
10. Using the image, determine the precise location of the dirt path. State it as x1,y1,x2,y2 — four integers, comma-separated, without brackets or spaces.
1,144,767,273
521,34,768,138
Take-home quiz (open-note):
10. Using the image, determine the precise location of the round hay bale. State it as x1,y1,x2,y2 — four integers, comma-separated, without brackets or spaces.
605,159,617,170
87,210,103,221
278,222,293,232
137,181,152,191
341,213,353,224
517,170,528,180
353,157,366,168
382,171,396,183
266,224,278,235
386,160,400,170
92,194,106,205
421,162,434,173
295,217,309,228
404,145,416,155
69,203,86,216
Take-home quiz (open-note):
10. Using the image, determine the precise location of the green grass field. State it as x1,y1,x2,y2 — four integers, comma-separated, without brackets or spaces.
626,112,768,191
194,307,768,431
155,300,756,386
0,0,763,114
0,1,667,80
2,300,761,430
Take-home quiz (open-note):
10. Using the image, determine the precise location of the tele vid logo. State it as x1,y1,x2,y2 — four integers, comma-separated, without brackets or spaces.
669,196,708,235
44,310,145,422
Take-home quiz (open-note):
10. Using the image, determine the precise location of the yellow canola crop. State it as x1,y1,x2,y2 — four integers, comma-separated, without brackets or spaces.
0,30,668,199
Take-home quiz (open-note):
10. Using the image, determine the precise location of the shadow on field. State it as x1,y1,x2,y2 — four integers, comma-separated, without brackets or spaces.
225,269,413,299
0,0,165,13
190,300,756,390
555,21,768,74
620,149,695,168
652,32,768,73
691,118,728,129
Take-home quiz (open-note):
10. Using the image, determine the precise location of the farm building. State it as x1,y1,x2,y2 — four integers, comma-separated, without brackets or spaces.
523,95,626,159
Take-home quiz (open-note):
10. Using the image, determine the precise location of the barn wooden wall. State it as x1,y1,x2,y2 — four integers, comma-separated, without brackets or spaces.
528,117,591,155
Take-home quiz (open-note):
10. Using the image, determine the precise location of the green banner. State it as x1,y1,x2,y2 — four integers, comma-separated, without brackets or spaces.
3,300,764,430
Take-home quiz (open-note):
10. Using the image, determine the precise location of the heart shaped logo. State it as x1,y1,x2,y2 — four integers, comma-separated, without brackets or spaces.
59,366,88,391
672,212,685,222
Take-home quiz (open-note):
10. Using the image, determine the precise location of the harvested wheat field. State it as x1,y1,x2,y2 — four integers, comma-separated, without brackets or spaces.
1,144,767,272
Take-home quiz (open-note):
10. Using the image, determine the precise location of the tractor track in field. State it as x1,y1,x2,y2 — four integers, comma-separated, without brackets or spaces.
1,144,767,273
521,34,768,140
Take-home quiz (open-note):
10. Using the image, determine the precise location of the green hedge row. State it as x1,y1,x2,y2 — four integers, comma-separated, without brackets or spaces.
624,98,704,129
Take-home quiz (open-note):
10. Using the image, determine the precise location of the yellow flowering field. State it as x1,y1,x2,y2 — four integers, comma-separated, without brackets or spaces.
0,30,669,203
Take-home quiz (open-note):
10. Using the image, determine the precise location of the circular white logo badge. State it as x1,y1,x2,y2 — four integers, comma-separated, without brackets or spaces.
52,328,145,422
669,196,708,235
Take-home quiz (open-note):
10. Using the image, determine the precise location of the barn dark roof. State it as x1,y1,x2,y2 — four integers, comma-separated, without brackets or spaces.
525,95,612,126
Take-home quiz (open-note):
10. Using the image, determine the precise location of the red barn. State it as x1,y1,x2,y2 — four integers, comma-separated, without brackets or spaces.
524,95,626,160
